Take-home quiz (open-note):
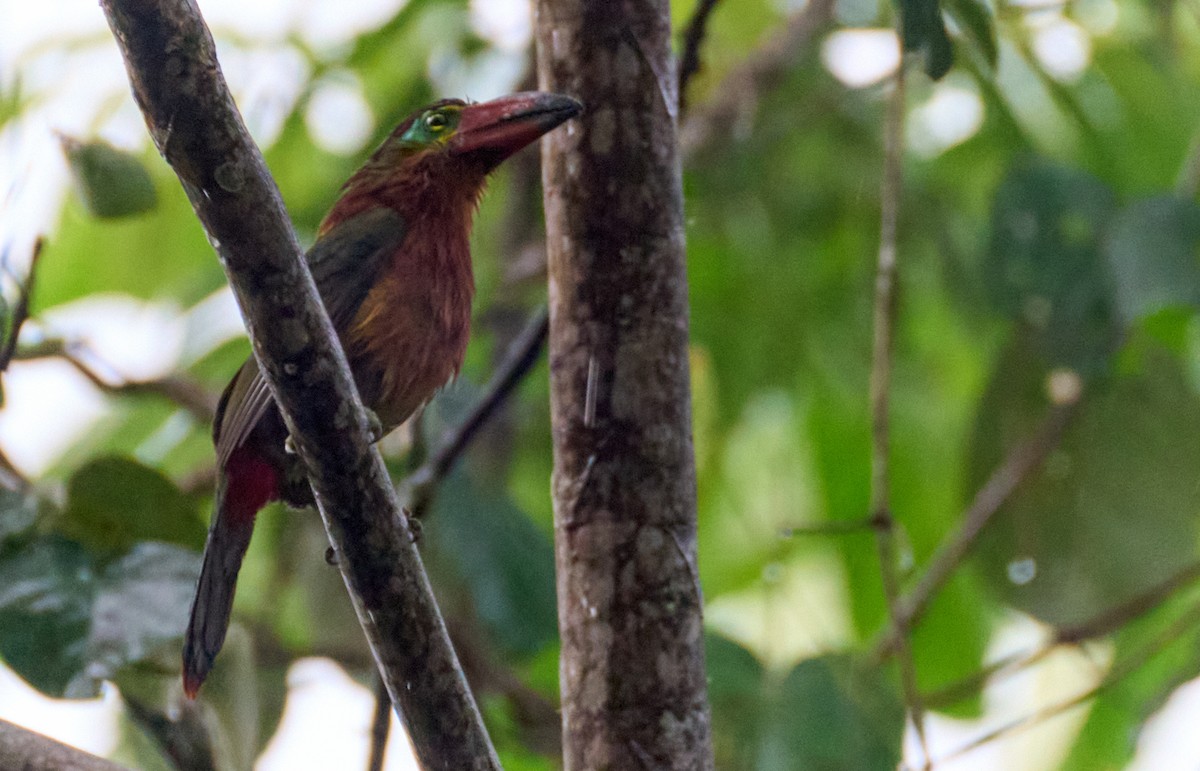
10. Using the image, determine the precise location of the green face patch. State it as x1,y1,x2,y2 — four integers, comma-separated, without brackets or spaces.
399,104,464,146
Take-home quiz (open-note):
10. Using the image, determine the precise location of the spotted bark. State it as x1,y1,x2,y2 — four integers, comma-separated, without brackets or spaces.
535,2,714,768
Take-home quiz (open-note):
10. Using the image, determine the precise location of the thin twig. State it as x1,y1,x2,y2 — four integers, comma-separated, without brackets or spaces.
0,237,44,373
938,596,1200,764
924,560,1200,709
872,398,1080,659
123,694,217,771
16,339,217,423
407,307,549,518
680,0,836,160
868,67,929,767
677,0,724,114
366,677,391,771
779,518,876,537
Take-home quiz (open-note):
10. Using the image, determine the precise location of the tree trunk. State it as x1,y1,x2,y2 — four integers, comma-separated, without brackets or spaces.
534,2,714,768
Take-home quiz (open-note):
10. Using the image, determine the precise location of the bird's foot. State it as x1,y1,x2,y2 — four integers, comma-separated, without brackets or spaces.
325,546,338,566
284,435,297,455
404,508,423,544
364,408,384,443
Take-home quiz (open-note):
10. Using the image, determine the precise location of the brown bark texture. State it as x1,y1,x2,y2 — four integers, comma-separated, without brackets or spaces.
0,719,131,771
99,0,497,767
535,2,714,768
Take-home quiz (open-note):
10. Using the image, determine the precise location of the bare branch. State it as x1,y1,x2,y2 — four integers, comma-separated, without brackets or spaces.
866,67,929,766
939,596,1200,764
680,0,836,160
924,560,1200,710
0,718,130,771
407,307,548,518
366,678,390,771
0,237,44,372
99,1,497,766
17,339,217,423
677,0,724,114
873,399,1079,660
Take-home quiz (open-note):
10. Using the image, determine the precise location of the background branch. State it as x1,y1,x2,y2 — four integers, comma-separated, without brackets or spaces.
873,398,1080,659
679,0,836,160
677,0,724,114
406,307,548,519
99,0,497,766
0,237,43,373
0,719,131,771
17,338,217,423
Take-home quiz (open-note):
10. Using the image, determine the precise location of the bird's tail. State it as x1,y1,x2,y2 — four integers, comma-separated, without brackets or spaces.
182,447,279,698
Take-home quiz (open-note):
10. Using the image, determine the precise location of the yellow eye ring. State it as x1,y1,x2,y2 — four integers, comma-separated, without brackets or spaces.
425,113,447,132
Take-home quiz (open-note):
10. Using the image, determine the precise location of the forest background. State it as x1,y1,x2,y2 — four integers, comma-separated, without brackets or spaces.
4,0,1200,768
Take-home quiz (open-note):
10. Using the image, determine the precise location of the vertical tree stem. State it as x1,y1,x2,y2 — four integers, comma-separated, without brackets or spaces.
869,66,929,763
535,1,714,768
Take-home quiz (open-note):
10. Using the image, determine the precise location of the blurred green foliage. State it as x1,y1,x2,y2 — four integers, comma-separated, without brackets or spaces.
6,0,1200,768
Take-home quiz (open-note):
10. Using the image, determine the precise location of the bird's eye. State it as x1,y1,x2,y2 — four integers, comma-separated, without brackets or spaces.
425,113,448,132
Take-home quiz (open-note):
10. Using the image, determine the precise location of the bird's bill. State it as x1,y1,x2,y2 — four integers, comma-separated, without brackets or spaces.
449,91,582,164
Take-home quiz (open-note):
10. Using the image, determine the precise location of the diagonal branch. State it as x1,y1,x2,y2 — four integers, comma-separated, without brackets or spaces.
406,307,548,519
0,237,44,373
939,596,1200,764
17,338,217,423
924,559,1200,710
0,719,130,771
99,1,497,767
677,0,724,114
872,397,1080,660
680,0,836,160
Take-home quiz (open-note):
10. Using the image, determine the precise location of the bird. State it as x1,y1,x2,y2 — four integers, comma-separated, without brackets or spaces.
182,91,581,698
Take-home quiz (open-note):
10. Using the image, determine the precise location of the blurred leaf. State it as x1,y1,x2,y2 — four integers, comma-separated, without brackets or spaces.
894,0,953,79
88,542,198,683
200,623,269,771
1104,195,1200,323
0,537,93,696
706,634,767,769
0,487,40,549
59,456,205,555
427,470,557,656
973,341,1200,626
0,535,198,698
1062,583,1200,771
983,160,1120,374
945,0,997,67
60,136,158,219
763,655,903,771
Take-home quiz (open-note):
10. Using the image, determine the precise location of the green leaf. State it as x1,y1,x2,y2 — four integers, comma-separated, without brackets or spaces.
894,0,954,79
0,537,94,696
426,470,558,656
983,160,1120,374
972,341,1200,627
0,536,199,698
88,542,199,681
0,487,40,549
944,0,997,67
59,456,205,556
60,136,158,219
1103,195,1200,323
764,655,904,771
706,634,767,769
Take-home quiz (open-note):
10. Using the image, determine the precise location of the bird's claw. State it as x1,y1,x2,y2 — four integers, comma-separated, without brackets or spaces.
325,546,338,566
404,509,423,544
364,408,384,443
